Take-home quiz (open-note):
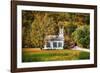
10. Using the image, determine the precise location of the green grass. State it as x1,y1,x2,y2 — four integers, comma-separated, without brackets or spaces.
78,51,90,59
22,48,90,62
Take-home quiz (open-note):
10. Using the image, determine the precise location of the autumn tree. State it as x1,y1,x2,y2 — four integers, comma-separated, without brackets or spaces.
22,11,34,48
30,12,56,49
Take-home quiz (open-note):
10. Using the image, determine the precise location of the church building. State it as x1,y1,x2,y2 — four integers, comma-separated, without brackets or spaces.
43,27,64,49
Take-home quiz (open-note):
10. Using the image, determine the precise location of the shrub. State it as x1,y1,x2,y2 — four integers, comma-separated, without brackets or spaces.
72,25,90,48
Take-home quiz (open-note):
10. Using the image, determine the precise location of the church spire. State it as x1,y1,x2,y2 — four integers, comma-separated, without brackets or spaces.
59,27,64,38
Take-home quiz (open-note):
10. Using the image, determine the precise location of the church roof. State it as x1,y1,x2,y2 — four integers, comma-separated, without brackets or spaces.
44,28,64,41
45,35,64,41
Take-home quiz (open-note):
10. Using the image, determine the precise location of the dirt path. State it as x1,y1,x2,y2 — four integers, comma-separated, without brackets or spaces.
72,46,90,52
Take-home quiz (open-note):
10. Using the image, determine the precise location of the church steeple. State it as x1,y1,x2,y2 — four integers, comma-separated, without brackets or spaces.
59,27,64,38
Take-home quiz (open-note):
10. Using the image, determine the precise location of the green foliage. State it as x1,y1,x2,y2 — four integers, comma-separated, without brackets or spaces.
72,25,90,48
64,23,77,36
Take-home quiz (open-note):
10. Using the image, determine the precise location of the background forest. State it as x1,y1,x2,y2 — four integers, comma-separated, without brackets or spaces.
22,10,90,49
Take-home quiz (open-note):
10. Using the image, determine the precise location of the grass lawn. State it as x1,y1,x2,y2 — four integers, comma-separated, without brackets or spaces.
22,48,90,62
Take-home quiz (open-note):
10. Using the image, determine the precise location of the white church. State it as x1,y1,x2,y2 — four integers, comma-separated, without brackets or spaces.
43,27,64,49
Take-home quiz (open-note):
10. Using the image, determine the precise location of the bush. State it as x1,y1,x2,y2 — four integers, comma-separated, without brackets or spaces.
72,25,90,48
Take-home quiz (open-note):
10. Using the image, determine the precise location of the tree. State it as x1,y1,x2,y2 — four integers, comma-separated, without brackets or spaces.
64,23,77,36
72,25,90,48
22,11,34,48
30,12,56,49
